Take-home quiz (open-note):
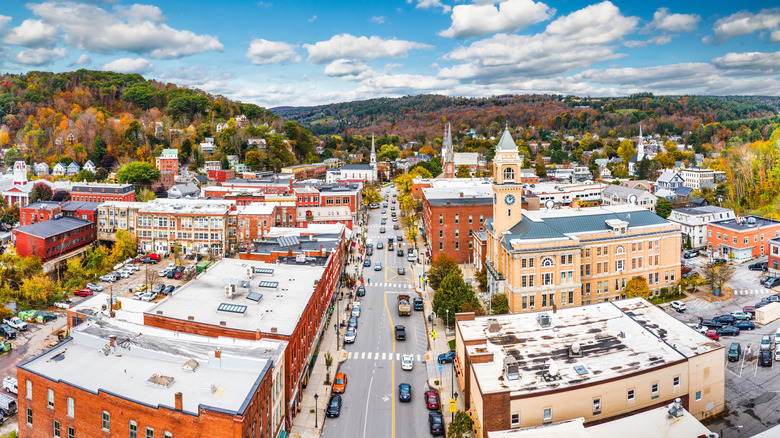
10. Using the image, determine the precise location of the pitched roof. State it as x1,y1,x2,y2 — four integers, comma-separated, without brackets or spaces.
657,170,680,183
496,126,517,152
14,217,92,239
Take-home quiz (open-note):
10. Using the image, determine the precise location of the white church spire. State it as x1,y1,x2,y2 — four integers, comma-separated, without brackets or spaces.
370,134,377,165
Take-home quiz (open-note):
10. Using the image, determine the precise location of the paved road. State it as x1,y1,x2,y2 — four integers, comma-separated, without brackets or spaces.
322,186,433,438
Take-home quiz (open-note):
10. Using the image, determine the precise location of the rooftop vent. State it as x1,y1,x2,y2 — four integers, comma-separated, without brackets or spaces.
538,312,552,328
542,360,562,382
568,342,583,358
487,318,501,333
147,373,174,388
182,359,199,373
668,398,684,418
503,356,520,381
224,283,236,299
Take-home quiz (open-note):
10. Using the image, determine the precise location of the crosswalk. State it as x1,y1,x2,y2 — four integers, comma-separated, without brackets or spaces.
367,282,415,289
733,289,776,296
346,351,425,362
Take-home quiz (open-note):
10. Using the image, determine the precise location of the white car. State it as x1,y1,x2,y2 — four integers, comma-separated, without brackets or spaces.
159,269,170,277
686,323,708,334
670,301,686,312
351,306,360,318
115,271,130,279
99,274,116,282
140,292,157,302
86,283,103,292
344,328,356,344
401,354,414,371
133,291,146,300
124,264,140,272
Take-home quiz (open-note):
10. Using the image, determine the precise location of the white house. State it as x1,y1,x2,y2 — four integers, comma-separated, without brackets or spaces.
668,206,736,249
83,160,96,173
52,162,66,176
34,162,49,176
215,122,229,133
66,162,80,176
600,184,658,212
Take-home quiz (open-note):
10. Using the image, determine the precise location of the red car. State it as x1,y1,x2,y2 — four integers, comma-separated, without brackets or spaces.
424,390,440,410
174,270,182,279
681,266,693,275
743,306,756,315
74,288,94,297
705,331,719,341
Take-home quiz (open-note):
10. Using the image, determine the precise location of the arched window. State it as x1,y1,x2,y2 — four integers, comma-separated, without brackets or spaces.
503,167,515,181
616,245,625,255
542,257,554,267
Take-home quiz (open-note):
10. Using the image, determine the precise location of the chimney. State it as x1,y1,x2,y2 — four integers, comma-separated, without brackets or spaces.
188,315,195,321
109,336,116,347
215,349,222,358
460,192,464,198
271,327,278,333
219,321,226,327
175,392,183,411
552,305,557,314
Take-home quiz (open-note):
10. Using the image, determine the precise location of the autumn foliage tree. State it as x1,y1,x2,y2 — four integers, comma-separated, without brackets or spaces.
625,276,651,300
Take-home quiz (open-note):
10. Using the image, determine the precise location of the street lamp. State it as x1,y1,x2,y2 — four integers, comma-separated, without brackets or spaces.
446,309,449,330
314,393,319,428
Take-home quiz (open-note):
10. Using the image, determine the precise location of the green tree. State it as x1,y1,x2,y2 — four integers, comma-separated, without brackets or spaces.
432,271,474,326
476,268,487,293
29,183,53,203
490,294,509,314
117,162,160,186
428,253,461,291
684,235,692,250
95,167,109,182
362,188,382,206
72,169,96,182
456,165,471,178
1,274,62,308
535,160,547,178
625,276,651,300
3,147,20,166
447,410,474,438
221,156,230,170
138,188,157,202
0,251,43,291
324,351,333,384
379,144,400,161
656,198,672,219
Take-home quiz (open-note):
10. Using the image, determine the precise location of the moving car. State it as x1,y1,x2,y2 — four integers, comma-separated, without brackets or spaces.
398,383,412,402
374,262,382,271
413,297,424,311
670,301,686,312
395,325,406,340
728,342,741,362
364,259,371,267
683,249,699,259
397,267,405,275
396,235,403,242
397,248,404,256
401,354,414,371
424,390,440,410
356,286,366,297
332,372,347,394
73,288,94,297
717,326,740,337
380,227,386,233
344,328,356,344
325,395,342,417
750,262,768,271
760,350,773,367
393,224,400,230
377,242,384,249
429,412,444,436
438,350,456,364
86,283,103,292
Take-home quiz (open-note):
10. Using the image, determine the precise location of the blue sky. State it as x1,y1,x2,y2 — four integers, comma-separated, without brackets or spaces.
1,0,779,107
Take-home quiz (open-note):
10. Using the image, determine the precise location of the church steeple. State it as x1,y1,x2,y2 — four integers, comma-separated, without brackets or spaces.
370,134,377,166
637,125,644,159
443,123,455,178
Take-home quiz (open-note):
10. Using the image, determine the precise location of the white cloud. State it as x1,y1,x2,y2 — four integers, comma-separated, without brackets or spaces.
324,59,373,80
623,40,648,48
439,0,555,39
3,19,58,48
407,0,451,14
648,8,699,33
102,57,153,73
29,2,223,59
773,30,780,42
0,15,12,29
70,53,91,66
14,47,67,66
305,34,431,64
357,74,458,95
711,51,780,74
712,9,780,42
245,39,301,65
308,15,317,22
371,16,386,24
649,35,672,45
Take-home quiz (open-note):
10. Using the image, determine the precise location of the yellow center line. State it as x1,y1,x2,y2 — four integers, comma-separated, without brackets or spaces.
384,291,396,438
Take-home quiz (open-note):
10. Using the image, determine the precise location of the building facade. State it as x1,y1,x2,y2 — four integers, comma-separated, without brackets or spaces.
668,206,736,249
13,217,96,263
19,201,61,226
97,202,145,243
421,186,492,264
71,183,135,203
135,199,234,255
600,185,657,212
707,216,780,262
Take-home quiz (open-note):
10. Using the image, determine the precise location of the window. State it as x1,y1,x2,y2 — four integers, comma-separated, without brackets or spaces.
27,408,32,425
146,427,154,438
455,229,460,238
102,411,110,431
164,433,172,438
593,398,601,413
26,380,32,400
130,421,138,438
673,376,680,387
733,236,737,244
503,167,515,181
54,420,61,437
522,296,527,309
67,397,74,418
439,214,443,225
627,389,635,401
68,427,75,438
616,260,624,271
542,257,554,267
455,241,459,250
616,245,625,255
542,273,553,285
47,389,54,408
439,230,443,238
651,382,659,399
695,391,702,401
455,214,459,224
543,408,552,424
511,413,520,428
469,215,473,224
744,237,749,244
439,241,443,250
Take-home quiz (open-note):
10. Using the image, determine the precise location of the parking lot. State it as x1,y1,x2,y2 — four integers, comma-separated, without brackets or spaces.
667,254,780,436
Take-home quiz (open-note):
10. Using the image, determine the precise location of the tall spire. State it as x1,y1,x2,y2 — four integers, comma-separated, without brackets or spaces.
637,125,644,158
443,122,454,163
370,134,377,165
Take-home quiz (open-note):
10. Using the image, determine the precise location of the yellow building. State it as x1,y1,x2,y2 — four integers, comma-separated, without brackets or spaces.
485,127,682,313
455,298,725,438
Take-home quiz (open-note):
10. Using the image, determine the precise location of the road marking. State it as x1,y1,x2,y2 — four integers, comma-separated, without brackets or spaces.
361,352,366,359
374,352,379,360
381,352,386,360
362,374,375,438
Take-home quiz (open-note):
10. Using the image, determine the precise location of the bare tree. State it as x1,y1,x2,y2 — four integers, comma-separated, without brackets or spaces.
700,262,735,293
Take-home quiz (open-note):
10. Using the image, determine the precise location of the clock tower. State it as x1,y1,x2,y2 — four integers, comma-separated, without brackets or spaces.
492,124,523,234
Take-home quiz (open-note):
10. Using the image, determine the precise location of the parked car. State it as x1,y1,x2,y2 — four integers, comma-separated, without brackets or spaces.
356,286,366,297
700,318,723,328
332,372,348,394
115,270,130,279
686,323,708,334
713,315,736,325
2,377,17,395
0,325,16,340
728,342,741,362
344,328,356,344
2,317,26,331
424,390,440,410
401,354,414,371
86,283,103,292
413,297,424,311
683,249,699,259
731,311,752,321
398,383,412,402
351,306,360,318
99,274,117,282
705,331,719,341
162,285,175,296
670,301,686,312
760,276,776,287
167,269,176,279
712,258,728,265
681,266,693,276
735,321,756,331
750,262,768,271
135,284,147,292
348,316,358,329
743,306,757,315
174,270,183,279
429,412,445,436
767,278,780,288
717,326,740,337
325,395,342,417
760,350,773,367
73,288,94,297
0,392,17,416
775,349,780,362
438,350,456,364
761,335,772,350
140,292,157,302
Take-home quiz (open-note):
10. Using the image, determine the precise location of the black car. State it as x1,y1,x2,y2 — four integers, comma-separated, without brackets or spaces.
699,318,723,329
714,315,736,325
717,326,740,337
397,249,404,256
750,262,768,271
356,286,366,297
0,324,16,339
429,411,444,435
325,395,342,417
163,285,176,295
167,269,176,279
395,325,406,340
712,258,728,265
683,250,699,259
760,350,773,367
734,320,756,330
767,278,780,288
413,297,424,311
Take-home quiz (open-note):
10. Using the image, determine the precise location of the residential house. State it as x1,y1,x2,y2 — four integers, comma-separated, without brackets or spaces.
52,162,67,176
34,162,49,176
655,170,684,192
168,183,200,199
66,161,80,176
600,185,658,212
668,206,735,249
83,160,96,173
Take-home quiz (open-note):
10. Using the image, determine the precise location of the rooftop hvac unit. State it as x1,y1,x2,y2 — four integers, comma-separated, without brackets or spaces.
246,267,253,279
667,398,684,418
487,318,501,333
503,357,520,381
538,312,552,328
224,283,236,299
568,342,583,358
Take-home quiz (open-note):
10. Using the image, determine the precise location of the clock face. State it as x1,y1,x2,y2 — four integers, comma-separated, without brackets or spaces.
505,194,516,205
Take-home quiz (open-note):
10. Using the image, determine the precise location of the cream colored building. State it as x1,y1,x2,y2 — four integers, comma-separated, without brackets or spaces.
484,127,682,314
97,201,146,242
679,167,715,190
455,298,725,438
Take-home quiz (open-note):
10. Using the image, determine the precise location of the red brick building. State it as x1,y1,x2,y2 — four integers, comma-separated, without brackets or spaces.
281,163,326,180
421,186,493,263
472,230,487,271
71,183,135,203
208,169,236,183
769,238,780,273
707,215,780,262
17,320,287,438
19,201,61,226
13,217,96,262
60,201,100,223
155,149,179,174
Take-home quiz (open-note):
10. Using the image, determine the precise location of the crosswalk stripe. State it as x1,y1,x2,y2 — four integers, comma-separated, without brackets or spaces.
389,352,393,360
347,352,352,359
396,353,400,360
381,352,386,360
417,354,421,361
361,352,366,359
374,352,379,360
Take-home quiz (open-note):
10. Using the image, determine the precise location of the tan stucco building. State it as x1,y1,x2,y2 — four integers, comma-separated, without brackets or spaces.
455,298,725,438
484,127,682,313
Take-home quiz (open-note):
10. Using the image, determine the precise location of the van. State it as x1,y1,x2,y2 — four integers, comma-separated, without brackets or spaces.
113,262,124,271
728,342,741,362
407,249,417,262
2,377,16,395
147,253,161,262
0,393,16,416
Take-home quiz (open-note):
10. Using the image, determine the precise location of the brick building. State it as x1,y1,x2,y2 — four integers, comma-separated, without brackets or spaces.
135,199,234,255
71,183,135,203
707,215,780,262
769,238,780,274
421,185,492,263
60,201,100,223
18,319,287,438
208,169,236,183
234,203,283,251
13,217,96,263
280,163,327,180
143,250,344,430
455,299,724,437
19,201,61,226
155,148,179,174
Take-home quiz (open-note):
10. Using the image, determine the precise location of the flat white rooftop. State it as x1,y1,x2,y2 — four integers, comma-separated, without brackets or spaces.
21,319,286,415
149,258,326,336
69,293,159,325
139,199,233,215
459,298,721,396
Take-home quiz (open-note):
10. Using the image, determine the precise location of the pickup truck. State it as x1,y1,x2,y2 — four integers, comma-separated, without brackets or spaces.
3,317,27,331
2,376,16,395
397,294,411,316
